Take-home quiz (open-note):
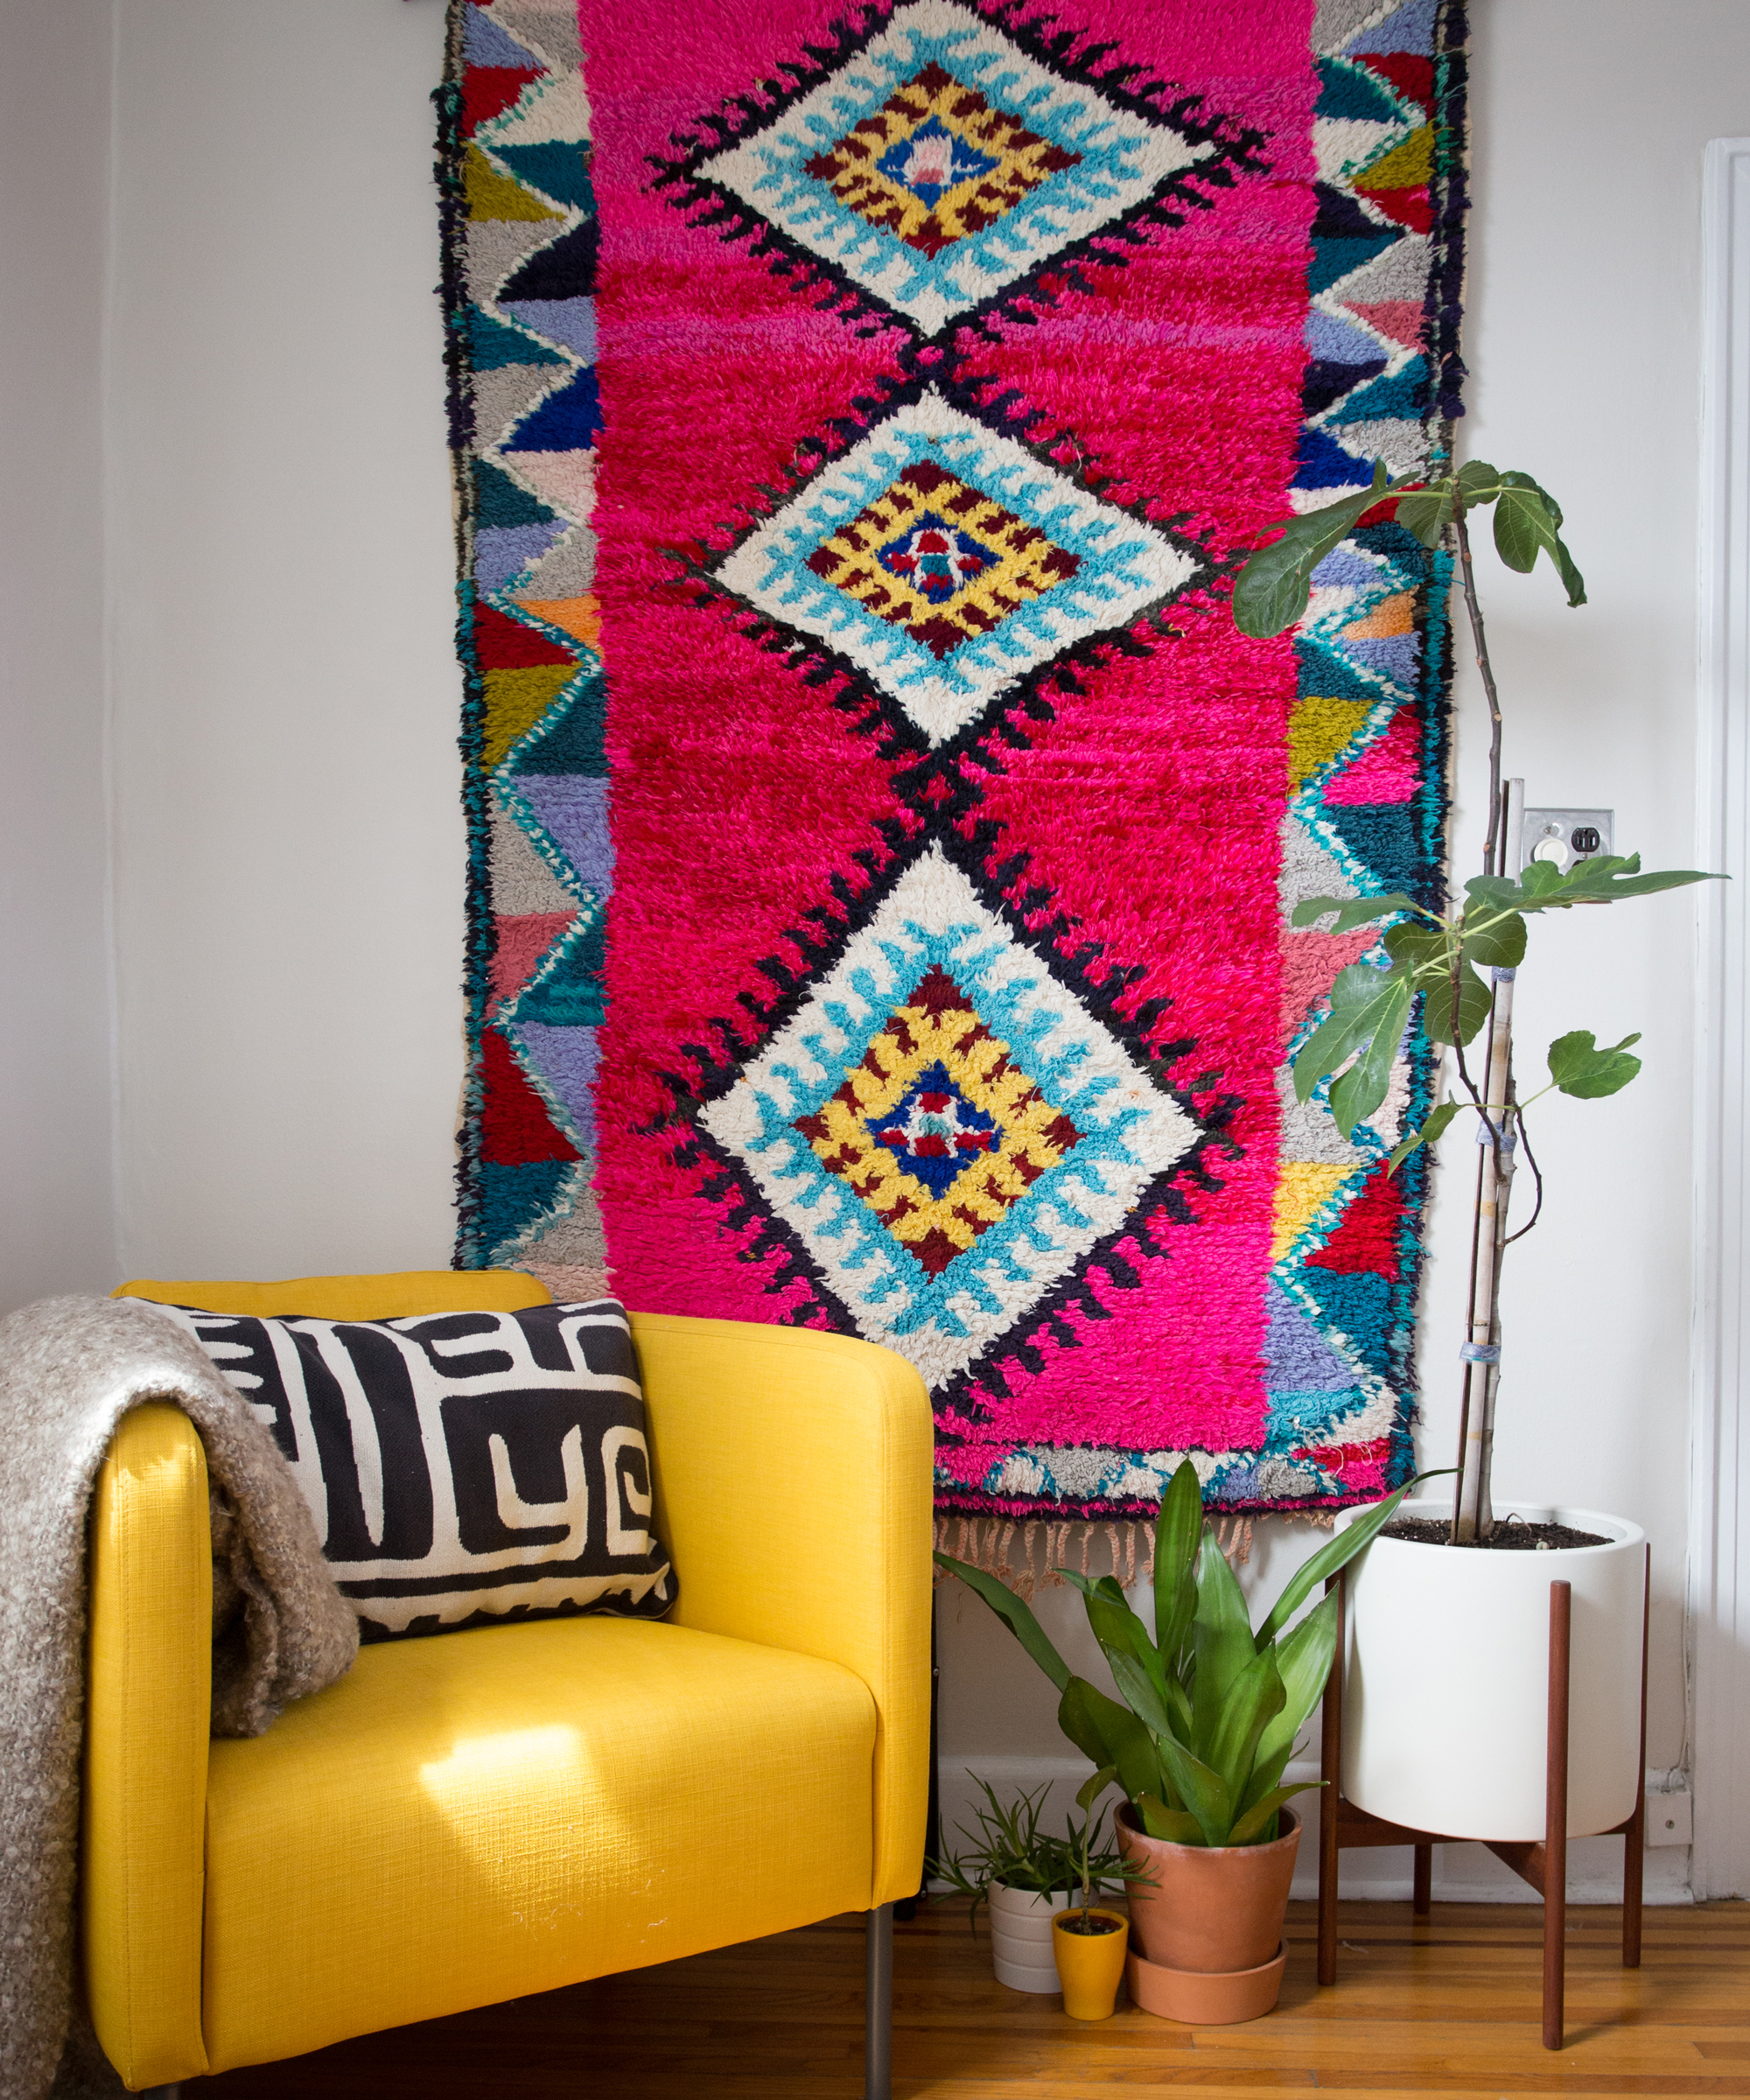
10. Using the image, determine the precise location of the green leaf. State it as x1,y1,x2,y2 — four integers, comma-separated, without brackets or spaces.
1252,1469,1452,1650
1492,482,1552,571
1190,1532,1256,1761
1491,479,1586,606
1291,963,1402,1105
1558,854,1723,905
1387,1096,1462,1172
1460,909,1528,970
1500,468,1563,528
1154,1460,1203,1662
1419,956,1491,1049
1062,1571,1172,1708
1393,487,1451,550
1252,1592,1339,1774
1136,1794,1203,1845
1454,459,1501,502
1056,1675,1110,1768
934,1552,1071,1692
1077,1765,1118,1816
1382,920,1450,971
1547,1028,1643,1099
1228,1781,1324,1850
1150,1723,1236,1847
1231,464,1398,639
1290,892,1420,934
1327,975,1413,1135
1206,1647,1287,1810
1060,1676,1166,1809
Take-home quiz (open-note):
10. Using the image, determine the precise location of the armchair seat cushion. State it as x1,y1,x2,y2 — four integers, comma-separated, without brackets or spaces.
200,1615,877,2072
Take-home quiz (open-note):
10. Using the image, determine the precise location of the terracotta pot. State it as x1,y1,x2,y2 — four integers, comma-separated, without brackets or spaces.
1125,1940,1287,2026
1116,1804,1301,1975
987,1883,1069,1993
1052,1908,1130,2020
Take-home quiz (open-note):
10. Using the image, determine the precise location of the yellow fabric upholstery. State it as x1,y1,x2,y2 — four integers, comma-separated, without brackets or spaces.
202,1619,875,2069
115,1269,554,1320
83,1271,931,2087
632,1313,933,1910
82,1405,213,2089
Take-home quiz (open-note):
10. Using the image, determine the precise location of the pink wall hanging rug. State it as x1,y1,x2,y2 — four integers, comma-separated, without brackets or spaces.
442,0,1469,1520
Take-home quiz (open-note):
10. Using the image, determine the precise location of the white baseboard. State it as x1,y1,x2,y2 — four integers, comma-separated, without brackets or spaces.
934,1755,1694,1906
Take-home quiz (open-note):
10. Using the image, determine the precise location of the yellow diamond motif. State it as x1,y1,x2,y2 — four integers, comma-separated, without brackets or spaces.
803,62,1083,257
807,458,1080,662
792,964,1082,1278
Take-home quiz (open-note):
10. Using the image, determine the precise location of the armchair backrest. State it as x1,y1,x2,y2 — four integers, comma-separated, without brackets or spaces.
115,1269,555,1320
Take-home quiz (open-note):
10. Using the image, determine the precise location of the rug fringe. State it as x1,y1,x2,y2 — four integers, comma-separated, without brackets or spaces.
931,1509,1350,1597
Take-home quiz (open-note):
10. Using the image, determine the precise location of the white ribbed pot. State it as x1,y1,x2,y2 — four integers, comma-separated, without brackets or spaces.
1336,1498,1646,1843
989,1884,1071,1992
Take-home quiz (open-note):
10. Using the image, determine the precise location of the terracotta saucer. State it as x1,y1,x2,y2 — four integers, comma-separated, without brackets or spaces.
1124,1940,1287,2025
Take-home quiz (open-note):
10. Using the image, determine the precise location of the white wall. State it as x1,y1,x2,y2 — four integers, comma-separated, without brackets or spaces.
0,0,119,1312
107,0,460,1281
67,0,1750,1875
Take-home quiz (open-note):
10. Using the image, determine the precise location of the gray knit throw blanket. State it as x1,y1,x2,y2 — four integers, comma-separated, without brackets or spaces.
0,1296,359,2100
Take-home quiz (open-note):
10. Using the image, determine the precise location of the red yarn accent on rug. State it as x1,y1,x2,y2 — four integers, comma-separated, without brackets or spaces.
472,602,576,669
1306,1168,1404,1278
479,1027,578,1166
463,67,536,136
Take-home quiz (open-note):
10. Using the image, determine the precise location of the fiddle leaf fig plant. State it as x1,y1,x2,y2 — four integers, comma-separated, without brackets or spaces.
1231,456,1722,1540
935,1459,1438,1848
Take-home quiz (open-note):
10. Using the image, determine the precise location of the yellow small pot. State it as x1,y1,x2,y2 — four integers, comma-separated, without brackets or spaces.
1052,1908,1130,2020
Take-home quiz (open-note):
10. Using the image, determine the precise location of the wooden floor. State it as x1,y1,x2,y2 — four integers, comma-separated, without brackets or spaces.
202,1898,1750,2096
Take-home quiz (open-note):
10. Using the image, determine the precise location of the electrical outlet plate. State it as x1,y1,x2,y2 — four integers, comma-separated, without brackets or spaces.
1518,807,1614,876
1647,1788,1693,1847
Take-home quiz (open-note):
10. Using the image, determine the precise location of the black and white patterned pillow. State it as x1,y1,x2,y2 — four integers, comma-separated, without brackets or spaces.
135,1297,675,1642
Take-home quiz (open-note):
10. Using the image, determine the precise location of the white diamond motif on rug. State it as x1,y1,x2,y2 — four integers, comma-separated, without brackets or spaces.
712,389,1199,746
696,0,1214,335
698,845,1202,1389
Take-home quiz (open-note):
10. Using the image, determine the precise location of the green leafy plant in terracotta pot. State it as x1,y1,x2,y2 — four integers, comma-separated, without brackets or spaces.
936,1459,1419,2023
1227,461,1718,1848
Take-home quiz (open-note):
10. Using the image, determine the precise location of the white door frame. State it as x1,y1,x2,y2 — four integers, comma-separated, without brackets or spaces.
1690,137,1750,1900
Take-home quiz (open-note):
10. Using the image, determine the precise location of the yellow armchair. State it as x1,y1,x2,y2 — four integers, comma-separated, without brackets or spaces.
86,1273,932,2097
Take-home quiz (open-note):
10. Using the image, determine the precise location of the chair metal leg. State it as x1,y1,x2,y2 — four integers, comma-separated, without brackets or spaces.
865,1901,894,2100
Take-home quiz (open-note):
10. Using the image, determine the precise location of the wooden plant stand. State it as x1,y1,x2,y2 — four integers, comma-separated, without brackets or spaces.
1316,1548,1651,2049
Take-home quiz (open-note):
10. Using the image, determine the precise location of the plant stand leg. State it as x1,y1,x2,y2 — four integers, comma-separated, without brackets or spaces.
1412,1843,1432,1916
1623,1544,1649,1970
1544,1580,1572,2051
1318,1572,1344,1987
865,1902,894,2100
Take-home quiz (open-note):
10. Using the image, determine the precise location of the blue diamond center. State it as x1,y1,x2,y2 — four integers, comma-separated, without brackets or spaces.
873,113,998,209
865,1060,999,1198
876,509,1000,607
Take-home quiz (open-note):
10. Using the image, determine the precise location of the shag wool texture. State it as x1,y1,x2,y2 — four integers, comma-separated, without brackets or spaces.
0,1296,358,2100
444,0,1467,1520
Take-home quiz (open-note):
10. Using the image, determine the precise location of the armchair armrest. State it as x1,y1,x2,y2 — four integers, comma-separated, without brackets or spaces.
82,1404,213,2088
630,1314,933,1909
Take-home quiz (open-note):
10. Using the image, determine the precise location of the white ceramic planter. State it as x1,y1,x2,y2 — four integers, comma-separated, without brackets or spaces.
989,1883,1070,1992
1336,1498,1646,1843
